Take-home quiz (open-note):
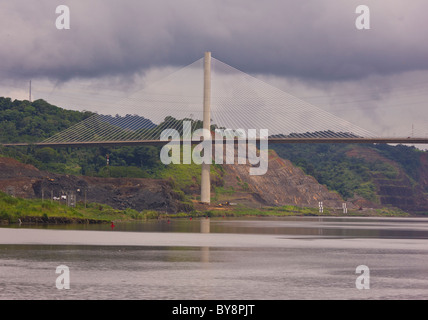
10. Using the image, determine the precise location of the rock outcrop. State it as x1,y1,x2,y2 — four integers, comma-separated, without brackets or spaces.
0,157,184,212
221,150,347,209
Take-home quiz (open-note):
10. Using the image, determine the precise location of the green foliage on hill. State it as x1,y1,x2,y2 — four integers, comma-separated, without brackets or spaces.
0,98,163,176
373,144,423,181
0,97,93,143
0,98,212,191
271,143,421,201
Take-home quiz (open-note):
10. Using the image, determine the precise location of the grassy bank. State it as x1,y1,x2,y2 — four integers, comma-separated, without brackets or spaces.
0,191,135,224
188,204,411,218
0,191,200,224
0,192,411,225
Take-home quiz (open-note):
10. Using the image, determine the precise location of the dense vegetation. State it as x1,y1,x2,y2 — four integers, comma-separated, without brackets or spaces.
271,143,423,201
0,98,180,176
373,144,423,181
0,97,93,143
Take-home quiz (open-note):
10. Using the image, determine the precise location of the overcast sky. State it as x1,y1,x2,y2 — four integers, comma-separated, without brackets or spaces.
1,0,427,139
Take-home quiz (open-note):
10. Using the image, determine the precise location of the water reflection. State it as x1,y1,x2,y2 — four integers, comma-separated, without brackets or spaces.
2,216,428,239
3,217,428,300
200,218,210,234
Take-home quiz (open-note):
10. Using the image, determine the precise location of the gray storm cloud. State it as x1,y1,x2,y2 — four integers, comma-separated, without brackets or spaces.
1,0,427,141
1,0,428,82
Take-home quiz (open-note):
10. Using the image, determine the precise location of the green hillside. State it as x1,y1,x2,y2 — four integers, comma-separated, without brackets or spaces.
0,98,220,205
0,97,93,143
271,143,424,201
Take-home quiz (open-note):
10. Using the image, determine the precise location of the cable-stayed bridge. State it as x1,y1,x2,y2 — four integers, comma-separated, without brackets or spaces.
3,53,427,147
2,52,427,203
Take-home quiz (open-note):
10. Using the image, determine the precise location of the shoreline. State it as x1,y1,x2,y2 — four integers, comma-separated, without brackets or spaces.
0,208,421,227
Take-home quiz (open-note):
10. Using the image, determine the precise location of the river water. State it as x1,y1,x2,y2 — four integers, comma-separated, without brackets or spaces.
1,216,428,300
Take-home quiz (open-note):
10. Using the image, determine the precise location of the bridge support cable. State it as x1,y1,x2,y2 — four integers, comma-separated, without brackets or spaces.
39,54,380,147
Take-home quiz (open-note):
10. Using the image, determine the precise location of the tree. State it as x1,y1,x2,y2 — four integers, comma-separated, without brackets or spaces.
35,147,58,163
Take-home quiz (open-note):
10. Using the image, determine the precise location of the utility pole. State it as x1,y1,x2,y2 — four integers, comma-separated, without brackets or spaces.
29,80,32,102
200,52,212,204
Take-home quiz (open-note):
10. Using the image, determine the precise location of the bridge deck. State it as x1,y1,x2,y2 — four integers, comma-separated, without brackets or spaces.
2,137,428,148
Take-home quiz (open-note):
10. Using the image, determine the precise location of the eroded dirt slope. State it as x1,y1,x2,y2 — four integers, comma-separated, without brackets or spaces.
220,150,347,209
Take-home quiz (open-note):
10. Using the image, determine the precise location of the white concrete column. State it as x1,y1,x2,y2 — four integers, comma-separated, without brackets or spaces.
200,52,211,204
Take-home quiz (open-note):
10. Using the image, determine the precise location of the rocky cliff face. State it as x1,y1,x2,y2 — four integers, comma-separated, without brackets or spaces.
0,157,44,199
0,152,348,212
32,175,185,212
2,145,427,214
0,157,184,212
220,150,346,209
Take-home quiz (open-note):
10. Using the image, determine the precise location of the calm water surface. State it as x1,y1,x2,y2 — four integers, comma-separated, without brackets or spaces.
1,216,428,300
